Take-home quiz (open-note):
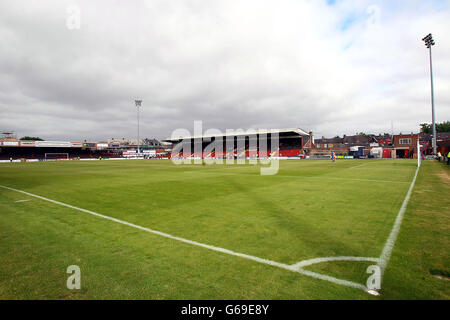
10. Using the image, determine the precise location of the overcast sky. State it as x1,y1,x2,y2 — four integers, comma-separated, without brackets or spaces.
0,0,449,141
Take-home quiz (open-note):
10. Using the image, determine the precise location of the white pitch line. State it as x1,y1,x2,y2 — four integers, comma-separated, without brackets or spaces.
292,256,380,269
349,162,372,170
15,199,32,203
185,170,410,184
0,184,369,292
377,166,420,281
309,176,409,184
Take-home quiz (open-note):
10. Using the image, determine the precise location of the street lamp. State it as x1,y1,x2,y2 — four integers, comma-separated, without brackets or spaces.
135,99,142,157
422,33,437,155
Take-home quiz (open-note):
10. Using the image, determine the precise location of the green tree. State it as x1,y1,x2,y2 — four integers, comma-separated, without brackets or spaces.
20,136,44,141
420,123,432,134
437,121,450,132
420,121,450,134
357,132,376,138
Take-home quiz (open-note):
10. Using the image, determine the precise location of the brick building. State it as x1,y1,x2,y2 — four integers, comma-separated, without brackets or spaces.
393,133,419,158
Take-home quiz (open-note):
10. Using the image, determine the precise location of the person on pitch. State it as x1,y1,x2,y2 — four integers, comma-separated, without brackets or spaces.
331,151,336,163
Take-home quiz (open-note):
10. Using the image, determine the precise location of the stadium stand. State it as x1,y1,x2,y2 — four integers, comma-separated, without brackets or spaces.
0,142,120,161
165,128,310,159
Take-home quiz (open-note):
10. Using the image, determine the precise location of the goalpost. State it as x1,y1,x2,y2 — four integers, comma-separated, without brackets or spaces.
417,140,421,168
44,153,70,161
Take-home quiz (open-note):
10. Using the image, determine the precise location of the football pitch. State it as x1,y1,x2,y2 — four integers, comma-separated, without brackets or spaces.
0,159,448,299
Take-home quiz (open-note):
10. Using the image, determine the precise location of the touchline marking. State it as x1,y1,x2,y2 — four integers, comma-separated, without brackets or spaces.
15,199,31,203
184,171,409,184
377,166,420,281
292,256,380,269
0,184,369,292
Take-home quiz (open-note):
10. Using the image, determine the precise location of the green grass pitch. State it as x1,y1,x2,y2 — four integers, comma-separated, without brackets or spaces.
0,159,448,299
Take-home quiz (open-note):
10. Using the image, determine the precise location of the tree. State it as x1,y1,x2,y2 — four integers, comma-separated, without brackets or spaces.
357,132,376,138
437,121,450,133
420,121,450,134
20,136,44,141
420,123,432,134
357,132,368,137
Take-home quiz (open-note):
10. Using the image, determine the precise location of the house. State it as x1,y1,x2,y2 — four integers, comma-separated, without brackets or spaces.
393,133,419,158
312,136,348,156
419,132,450,155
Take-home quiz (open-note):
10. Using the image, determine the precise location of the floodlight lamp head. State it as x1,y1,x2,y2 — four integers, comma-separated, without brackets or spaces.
422,33,435,48
422,33,432,41
135,100,142,107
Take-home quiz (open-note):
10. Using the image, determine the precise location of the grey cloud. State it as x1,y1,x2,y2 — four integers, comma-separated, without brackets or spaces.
0,0,449,141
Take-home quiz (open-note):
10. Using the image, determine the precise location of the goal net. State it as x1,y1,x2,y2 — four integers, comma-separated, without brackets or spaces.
44,153,70,161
